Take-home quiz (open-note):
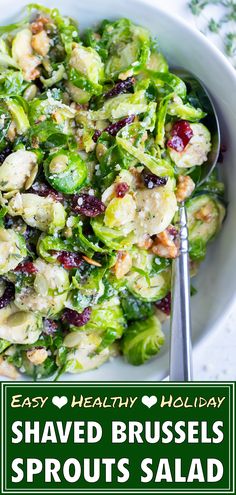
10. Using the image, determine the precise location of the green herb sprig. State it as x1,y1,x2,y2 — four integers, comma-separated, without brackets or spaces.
189,0,236,64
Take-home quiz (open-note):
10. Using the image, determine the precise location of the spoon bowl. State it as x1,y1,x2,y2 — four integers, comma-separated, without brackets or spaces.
172,68,221,186
169,68,221,381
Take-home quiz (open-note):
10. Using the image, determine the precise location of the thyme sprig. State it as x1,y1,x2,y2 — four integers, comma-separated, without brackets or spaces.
189,0,236,64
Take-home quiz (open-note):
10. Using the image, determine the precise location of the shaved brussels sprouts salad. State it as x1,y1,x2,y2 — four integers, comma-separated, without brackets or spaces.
0,4,226,380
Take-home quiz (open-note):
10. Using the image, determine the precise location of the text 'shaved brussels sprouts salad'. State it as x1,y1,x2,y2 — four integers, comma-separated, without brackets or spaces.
0,4,226,380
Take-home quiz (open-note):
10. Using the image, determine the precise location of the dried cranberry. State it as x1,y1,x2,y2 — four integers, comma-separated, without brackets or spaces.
53,250,83,270
92,130,102,142
28,182,64,203
167,120,193,152
104,77,135,100
0,281,15,309
167,225,178,240
43,319,58,335
62,307,92,327
142,170,168,189
155,293,171,316
115,182,129,198
71,193,106,217
105,115,135,137
0,145,12,163
93,115,135,142
14,261,38,274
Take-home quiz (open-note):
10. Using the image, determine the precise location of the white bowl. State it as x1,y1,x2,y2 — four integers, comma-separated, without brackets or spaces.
1,0,236,381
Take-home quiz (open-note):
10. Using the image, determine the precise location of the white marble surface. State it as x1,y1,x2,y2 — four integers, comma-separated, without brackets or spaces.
155,0,236,380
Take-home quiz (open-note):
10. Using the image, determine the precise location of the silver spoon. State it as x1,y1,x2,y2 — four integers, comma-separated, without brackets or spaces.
169,68,220,381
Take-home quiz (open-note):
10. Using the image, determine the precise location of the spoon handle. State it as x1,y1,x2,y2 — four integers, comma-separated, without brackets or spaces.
169,203,193,381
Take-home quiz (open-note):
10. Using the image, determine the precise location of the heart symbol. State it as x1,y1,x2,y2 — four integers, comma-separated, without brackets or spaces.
52,396,68,409
141,395,157,408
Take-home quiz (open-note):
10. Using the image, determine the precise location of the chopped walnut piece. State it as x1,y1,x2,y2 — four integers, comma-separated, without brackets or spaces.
152,229,178,259
129,167,144,189
28,68,40,81
195,204,213,223
21,54,41,81
137,234,153,250
176,175,195,202
31,136,40,148
26,348,48,366
32,30,50,57
31,16,50,34
114,251,132,279
0,357,19,379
